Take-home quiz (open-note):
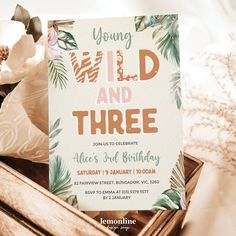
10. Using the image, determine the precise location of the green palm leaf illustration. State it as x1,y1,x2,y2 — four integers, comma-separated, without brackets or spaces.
152,15,179,66
49,58,68,89
49,118,62,155
49,155,72,197
135,16,158,32
49,118,60,134
135,14,180,66
170,70,182,109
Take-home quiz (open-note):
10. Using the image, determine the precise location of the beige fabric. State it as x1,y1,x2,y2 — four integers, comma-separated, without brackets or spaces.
181,163,236,236
0,22,48,163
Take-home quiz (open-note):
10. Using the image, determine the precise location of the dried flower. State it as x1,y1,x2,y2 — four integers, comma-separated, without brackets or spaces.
0,45,9,65
183,36,236,175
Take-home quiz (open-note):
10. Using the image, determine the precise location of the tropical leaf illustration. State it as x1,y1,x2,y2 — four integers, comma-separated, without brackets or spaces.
49,118,60,134
135,14,180,66
58,30,78,51
49,155,72,197
152,151,185,210
170,70,182,109
49,141,59,155
66,195,79,209
49,58,68,89
49,118,62,155
152,189,183,210
135,16,158,32
152,15,179,66
49,128,62,139
49,120,79,209
170,151,185,191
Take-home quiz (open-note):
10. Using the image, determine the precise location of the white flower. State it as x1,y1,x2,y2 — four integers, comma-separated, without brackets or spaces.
0,20,45,85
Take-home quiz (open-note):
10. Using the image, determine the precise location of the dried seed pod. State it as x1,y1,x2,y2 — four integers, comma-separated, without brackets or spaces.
0,45,9,64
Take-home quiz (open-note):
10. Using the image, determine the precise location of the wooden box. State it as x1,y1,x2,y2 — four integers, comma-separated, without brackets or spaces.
0,153,203,236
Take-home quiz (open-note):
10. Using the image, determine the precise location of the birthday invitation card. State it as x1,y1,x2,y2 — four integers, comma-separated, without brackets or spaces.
48,15,185,211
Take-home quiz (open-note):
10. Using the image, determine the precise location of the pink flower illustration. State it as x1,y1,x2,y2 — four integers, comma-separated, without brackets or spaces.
48,27,58,46
48,27,61,60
